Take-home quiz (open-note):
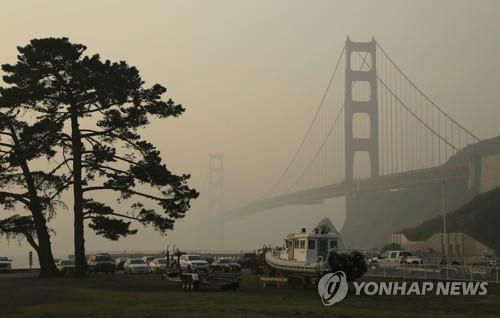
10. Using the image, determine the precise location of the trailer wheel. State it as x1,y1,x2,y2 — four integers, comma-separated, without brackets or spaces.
187,277,194,291
193,281,200,291
181,276,187,290
288,277,303,289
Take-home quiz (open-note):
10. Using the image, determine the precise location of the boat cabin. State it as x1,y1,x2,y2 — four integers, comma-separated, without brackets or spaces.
280,218,343,264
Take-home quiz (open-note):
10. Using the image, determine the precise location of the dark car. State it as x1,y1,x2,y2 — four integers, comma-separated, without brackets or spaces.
211,258,242,273
0,256,12,273
238,252,257,271
115,257,127,271
87,254,115,275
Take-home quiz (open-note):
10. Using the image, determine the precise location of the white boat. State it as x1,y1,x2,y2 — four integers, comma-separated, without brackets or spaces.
264,218,344,276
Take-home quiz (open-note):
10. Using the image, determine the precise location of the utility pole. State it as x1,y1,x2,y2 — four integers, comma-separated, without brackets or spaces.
208,154,224,249
442,180,448,263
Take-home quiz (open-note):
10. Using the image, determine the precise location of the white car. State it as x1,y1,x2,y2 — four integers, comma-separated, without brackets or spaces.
142,256,155,266
377,250,422,268
124,258,151,274
149,258,168,273
0,256,12,272
56,259,75,274
179,255,209,272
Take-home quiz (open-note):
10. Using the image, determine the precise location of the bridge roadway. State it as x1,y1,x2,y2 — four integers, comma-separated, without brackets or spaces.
226,165,469,219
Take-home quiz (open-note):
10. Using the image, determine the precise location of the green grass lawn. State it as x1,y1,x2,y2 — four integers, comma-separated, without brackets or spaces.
0,272,499,318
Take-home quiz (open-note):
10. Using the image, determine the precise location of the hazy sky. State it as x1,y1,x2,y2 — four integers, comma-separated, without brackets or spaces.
1,0,500,259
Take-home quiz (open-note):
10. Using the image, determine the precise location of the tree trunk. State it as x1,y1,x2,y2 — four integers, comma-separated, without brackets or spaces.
10,125,59,277
71,106,86,276
32,219,59,277
21,171,59,277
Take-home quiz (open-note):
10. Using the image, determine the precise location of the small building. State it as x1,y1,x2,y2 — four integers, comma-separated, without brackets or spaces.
391,232,494,260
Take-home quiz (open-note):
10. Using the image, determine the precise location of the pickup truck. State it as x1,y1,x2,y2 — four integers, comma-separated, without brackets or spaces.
373,250,422,268
87,253,115,275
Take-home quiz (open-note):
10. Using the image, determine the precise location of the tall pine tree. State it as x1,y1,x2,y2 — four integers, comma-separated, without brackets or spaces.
0,110,67,277
1,38,198,276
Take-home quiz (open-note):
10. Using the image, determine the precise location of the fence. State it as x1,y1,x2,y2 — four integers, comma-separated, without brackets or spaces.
366,263,500,283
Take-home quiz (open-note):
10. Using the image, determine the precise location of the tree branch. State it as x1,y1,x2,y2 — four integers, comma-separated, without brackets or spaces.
83,186,165,201
84,211,141,221
0,142,14,148
0,191,30,206
24,231,40,253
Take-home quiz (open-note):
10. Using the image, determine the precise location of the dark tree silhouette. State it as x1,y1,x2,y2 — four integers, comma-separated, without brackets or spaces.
0,215,38,251
0,111,67,277
1,37,199,276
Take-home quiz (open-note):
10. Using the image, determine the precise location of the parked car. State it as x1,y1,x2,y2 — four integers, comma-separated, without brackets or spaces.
0,256,12,272
114,257,127,270
142,256,156,266
211,258,242,273
179,255,209,272
87,254,115,274
56,259,75,274
149,258,168,273
376,250,422,268
124,258,151,274
402,253,423,265
238,252,257,269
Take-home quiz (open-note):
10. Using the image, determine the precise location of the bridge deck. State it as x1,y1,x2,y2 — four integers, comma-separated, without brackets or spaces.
227,165,469,219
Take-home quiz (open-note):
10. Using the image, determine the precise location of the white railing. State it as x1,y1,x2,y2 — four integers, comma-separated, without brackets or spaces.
366,263,499,283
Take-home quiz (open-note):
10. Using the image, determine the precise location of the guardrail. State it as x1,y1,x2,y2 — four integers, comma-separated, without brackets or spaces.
366,263,500,283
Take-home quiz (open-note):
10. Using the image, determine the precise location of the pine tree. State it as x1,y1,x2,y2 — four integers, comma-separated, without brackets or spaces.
1,38,199,276
0,111,67,276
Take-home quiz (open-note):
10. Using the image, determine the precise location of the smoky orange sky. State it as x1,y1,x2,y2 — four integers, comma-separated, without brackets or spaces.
1,0,500,259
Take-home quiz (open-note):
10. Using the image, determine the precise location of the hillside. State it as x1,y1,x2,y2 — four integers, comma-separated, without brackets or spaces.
401,187,500,255
341,134,500,250
445,134,500,167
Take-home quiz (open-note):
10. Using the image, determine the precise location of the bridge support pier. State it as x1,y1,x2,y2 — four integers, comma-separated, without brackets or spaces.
344,37,379,231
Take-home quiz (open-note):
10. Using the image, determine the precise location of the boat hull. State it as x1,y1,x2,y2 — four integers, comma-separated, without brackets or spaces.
264,251,320,277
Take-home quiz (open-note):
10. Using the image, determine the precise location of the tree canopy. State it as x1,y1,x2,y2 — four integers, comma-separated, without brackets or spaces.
1,37,199,275
0,106,66,276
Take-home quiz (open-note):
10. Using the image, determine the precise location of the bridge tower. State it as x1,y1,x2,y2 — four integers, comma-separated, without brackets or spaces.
344,37,379,211
208,154,224,248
